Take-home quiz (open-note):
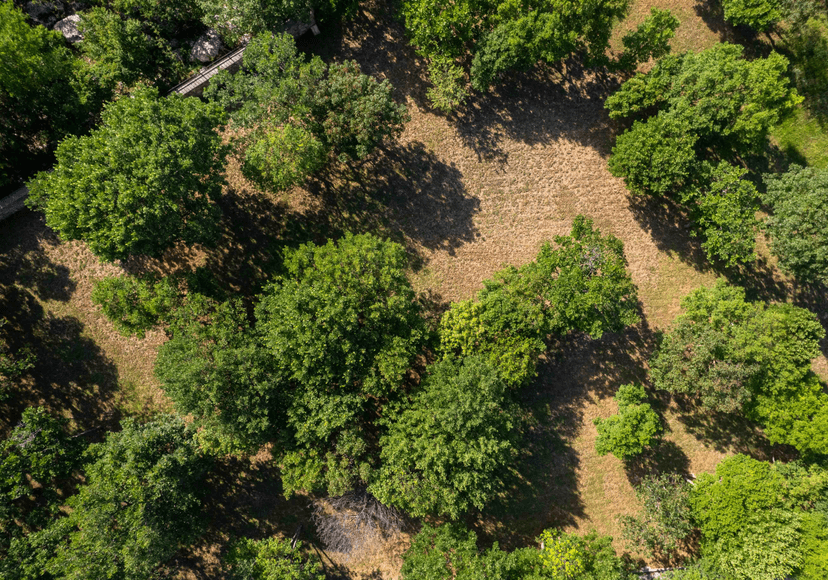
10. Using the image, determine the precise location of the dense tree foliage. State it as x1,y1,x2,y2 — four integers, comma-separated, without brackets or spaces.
619,473,693,561
400,523,633,580
593,384,662,460
371,356,518,518
43,415,209,580
440,216,639,387
225,537,325,580
400,0,678,107
92,274,182,337
205,33,407,192
256,233,426,496
690,454,802,580
0,2,100,186
0,409,84,580
650,281,828,455
721,0,782,31
27,87,227,262
762,165,828,284
156,296,286,453
607,43,799,265
197,0,312,44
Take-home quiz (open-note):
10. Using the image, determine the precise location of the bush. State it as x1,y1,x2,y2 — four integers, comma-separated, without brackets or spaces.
594,384,662,460
617,8,681,71
371,356,518,519
762,165,828,284
426,55,468,113
242,123,327,192
92,274,182,337
197,0,312,44
225,537,324,580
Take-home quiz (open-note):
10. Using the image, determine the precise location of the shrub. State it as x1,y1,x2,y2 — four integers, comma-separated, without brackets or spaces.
225,537,324,580
721,0,782,31
594,384,662,460
92,275,182,337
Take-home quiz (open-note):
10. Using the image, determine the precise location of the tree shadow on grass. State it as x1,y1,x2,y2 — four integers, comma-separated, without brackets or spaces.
623,440,692,487
0,284,120,435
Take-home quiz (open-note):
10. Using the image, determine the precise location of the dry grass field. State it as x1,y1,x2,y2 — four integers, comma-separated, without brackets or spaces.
2,0,827,578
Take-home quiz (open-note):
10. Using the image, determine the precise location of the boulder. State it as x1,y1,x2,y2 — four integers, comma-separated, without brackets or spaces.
23,1,64,28
54,14,82,43
191,29,222,63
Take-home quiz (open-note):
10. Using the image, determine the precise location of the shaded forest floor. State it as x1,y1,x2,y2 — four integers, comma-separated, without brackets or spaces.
1,0,827,578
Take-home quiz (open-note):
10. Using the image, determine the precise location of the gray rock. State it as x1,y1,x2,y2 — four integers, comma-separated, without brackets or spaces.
54,14,82,43
24,1,64,28
190,29,222,63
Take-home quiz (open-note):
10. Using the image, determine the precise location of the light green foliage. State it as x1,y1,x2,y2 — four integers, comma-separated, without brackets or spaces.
690,454,802,580
242,123,327,192
617,8,681,71
537,529,633,580
156,296,285,453
762,165,828,284
27,87,227,262
45,415,209,580
206,33,406,185
426,55,468,112
225,537,324,580
197,0,312,44
607,114,698,196
800,513,828,580
92,274,182,337
79,7,182,90
371,356,517,519
619,473,693,559
607,44,799,264
650,280,828,454
0,2,92,185
593,384,662,460
440,216,639,387
721,0,782,31
94,0,204,29
682,162,759,267
256,233,426,496
0,409,83,580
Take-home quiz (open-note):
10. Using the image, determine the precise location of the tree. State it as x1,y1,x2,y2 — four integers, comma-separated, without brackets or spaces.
762,165,828,284
690,454,803,580
78,7,184,90
256,233,426,496
619,473,694,561
44,415,209,580
537,529,634,580
371,356,518,519
156,296,286,453
649,280,828,455
721,0,782,31
197,0,312,44
0,2,92,186
27,87,227,262
616,8,681,71
0,408,84,580
439,216,639,388
593,384,662,460
92,274,182,337
225,537,325,580
205,33,406,191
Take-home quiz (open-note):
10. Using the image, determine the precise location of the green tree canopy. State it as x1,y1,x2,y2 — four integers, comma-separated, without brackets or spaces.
197,0,312,44
762,165,828,284
690,454,802,580
256,233,426,496
92,274,183,338
619,473,694,561
225,537,325,580
0,408,84,580
27,87,227,262
370,356,518,519
593,384,662,461
44,415,209,580
650,280,828,455
205,33,407,191
0,2,96,186
721,0,782,31
156,296,286,454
